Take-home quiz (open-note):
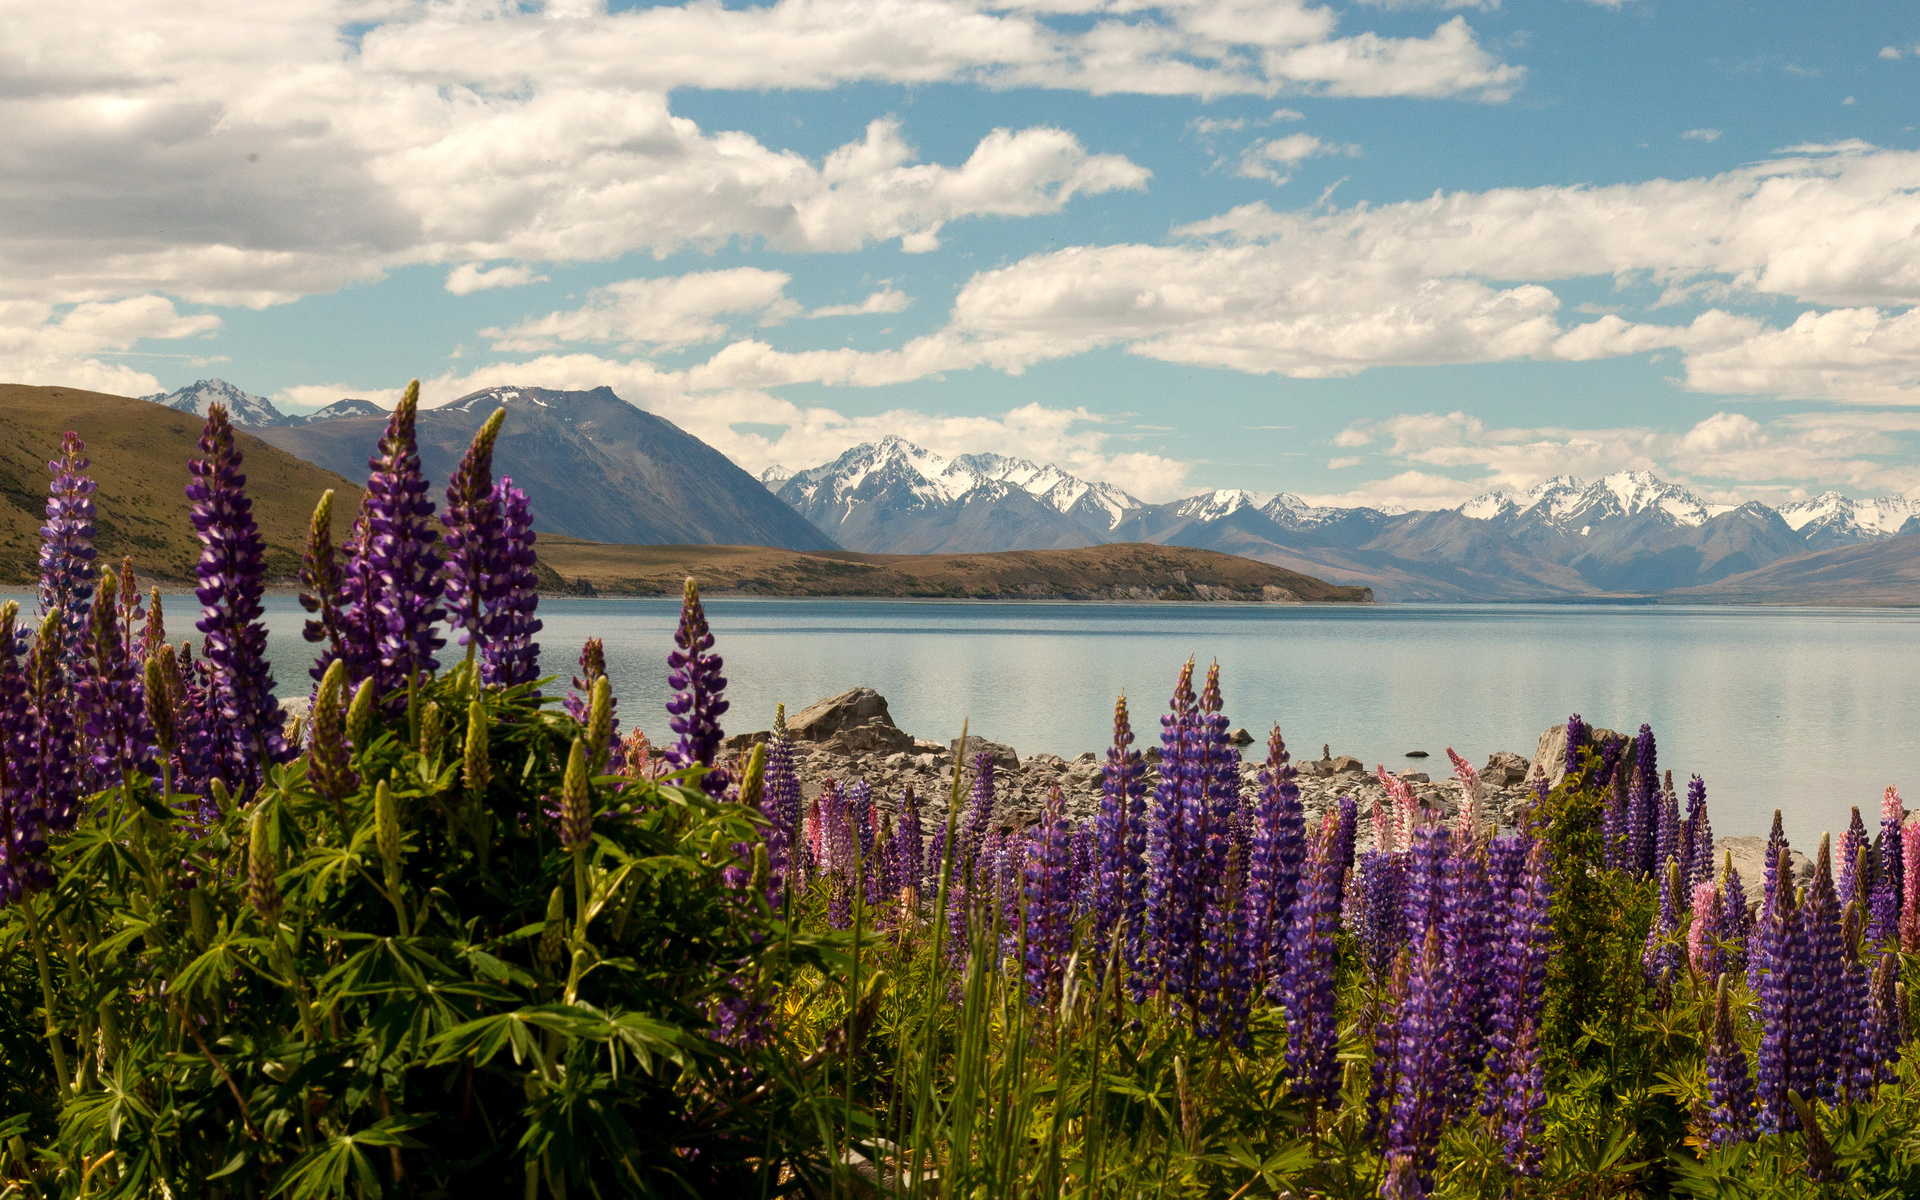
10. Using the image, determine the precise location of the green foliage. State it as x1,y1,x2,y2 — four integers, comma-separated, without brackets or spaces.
0,665,836,1197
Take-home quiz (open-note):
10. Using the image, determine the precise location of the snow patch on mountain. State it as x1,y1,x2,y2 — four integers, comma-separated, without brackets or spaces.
784,436,1145,524
141,378,292,427
1778,492,1920,537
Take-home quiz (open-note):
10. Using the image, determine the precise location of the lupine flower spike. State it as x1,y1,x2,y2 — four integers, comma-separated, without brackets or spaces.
38,431,97,657
664,578,730,796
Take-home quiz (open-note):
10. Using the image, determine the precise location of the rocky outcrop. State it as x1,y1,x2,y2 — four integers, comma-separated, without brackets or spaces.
1528,723,1626,790
787,687,915,756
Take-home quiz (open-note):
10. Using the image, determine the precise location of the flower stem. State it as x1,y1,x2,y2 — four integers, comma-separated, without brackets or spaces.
22,895,72,1095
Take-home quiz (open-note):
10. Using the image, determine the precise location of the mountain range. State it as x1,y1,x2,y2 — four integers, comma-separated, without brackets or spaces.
768,437,1920,601
142,379,385,427
255,385,834,551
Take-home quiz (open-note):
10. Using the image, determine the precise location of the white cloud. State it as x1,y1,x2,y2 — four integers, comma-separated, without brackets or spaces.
1236,132,1361,183
484,269,801,354
811,288,913,318
446,264,550,295
1879,46,1902,60
0,296,219,396
1681,128,1721,142
1327,455,1362,468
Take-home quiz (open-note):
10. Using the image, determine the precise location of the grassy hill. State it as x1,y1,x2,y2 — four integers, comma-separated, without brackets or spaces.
0,384,363,584
536,538,1374,602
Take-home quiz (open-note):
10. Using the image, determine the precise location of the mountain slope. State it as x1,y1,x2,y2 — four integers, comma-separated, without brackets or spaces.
537,538,1372,602
259,385,836,551
1673,528,1920,604
142,378,296,427
0,384,362,583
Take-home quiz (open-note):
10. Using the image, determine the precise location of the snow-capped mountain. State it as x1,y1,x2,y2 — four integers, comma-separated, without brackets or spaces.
141,378,294,427
1456,472,1727,533
774,437,1143,552
1777,492,1920,550
303,398,386,423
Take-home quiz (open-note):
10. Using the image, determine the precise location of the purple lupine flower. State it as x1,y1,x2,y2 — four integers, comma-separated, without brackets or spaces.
1838,892,1868,1096
1705,978,1757,1146
340,383,446,709
1354,849,1408,985
1187,661,1241,1028
1500,1016,1546,1177
187,405,289,803
1443,838,1495,1118
1689,882,1725,978
959,752,998,884
1751,809,1789,992
564,639,607,724
1282,815,1342,1104
26,613,80,834
1366,948,1409,1141
762,708,802,890
37,431,97,659
1684,775,1713,887
1871,787,1904,944
664,578,730,796
1562,713,1587,778
1383,926,1451,1200
75,571,155,786
1332,794,1358,910
1070,824,1095,918
481,479,543,690
1144,658,1205,1008
1200,837,1253,1045
1643,859,1682,988
0,604,45,906
1024,785,1077,1009
1241,725,1304,1001
1839,807,1867,915
1484,836,1551,1151
1602,769,1626,872
893,785,921,897
1655,772,1682,874
441,409,508,664
1755,846,1801,1134
1627,723,1658,876
1853,949,1902,1096
1798,835,1844,1103
1594,734,1625,791
1721,856,1751,977
849,779,876,868
114,559,142,661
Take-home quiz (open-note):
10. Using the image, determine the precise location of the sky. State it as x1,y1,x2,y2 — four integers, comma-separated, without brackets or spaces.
5,0,1920,510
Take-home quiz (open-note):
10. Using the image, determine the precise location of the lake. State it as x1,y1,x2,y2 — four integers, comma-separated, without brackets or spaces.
22,593,1920,842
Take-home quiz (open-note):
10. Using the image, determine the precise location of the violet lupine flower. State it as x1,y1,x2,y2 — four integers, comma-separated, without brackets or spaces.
1871,786,1903,944
1684,775,1713,887
1242,725,1305,1001
1484,836,1551,1152
75,571,155,786
893,785,922,898
1366,949,1409,1141
1838,807,1867,913
1024,786,1077,1009
1625,723,1658,877
1201,839,1253,1045
762,708,802,890
1563,713,1587,778
564,638,607,725
1188,661,1241,1028
187,405,289,802
346,383,447,707
1643,859,1682,988
1443,839,1494,1118
664,578,730,796
1838,895,1867,1094
1332,794,1358,909
1353,849,1407,985
1705,978,1757,1146
482,479,543,690
1383,926,1451,1200
959,752,998,884
1282,815,1342,1105
1499,1015,1546,1177
849,780,876,867
1901,819,1920,953
1751,810,1789,992
1755,847,1802,1134
1853,949,1902,1096
0,604,45,906
1689,882,1725,978
1602,769,1626,872
1595,735,1625,791
441,408,508,663
1070,825,1095,918
1143,658,1201,1003
37,431,97,659
1722,856,1751,976
1655,773,1682,874
1798,835,1844,1104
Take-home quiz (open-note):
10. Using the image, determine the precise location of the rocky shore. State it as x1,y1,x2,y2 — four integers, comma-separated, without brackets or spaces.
713,687,1813,904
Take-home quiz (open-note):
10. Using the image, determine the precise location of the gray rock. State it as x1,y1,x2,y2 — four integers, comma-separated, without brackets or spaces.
1482,750,1531,787
721,729,770,752
1716,836,1812,906
1229,727,1255,746
951,735,1019,772
790,687,915,755
280,695,313,749
1528,723,1626,790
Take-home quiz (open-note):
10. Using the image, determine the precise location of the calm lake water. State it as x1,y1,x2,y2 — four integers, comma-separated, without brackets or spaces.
24,594,1920,842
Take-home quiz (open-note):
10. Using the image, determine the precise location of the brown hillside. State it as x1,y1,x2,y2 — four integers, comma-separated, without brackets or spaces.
1672,533,1920,605
0,384,363,584
537,538,1373,602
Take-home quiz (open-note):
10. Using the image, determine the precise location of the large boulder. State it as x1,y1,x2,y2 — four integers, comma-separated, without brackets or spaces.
789,687,915,755
1717,836,1812,906
1528,723,1627,790
950,735,1020,773
1482,750,1531,787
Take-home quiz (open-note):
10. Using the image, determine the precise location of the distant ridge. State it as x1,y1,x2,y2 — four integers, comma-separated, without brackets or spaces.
258,385,837,551
0,384,361,583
